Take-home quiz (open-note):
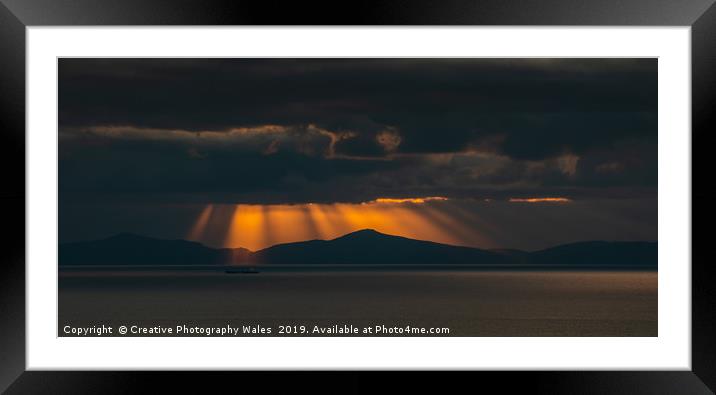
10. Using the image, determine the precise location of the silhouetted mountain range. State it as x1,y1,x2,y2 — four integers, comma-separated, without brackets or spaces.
59,232,250,266
59,229,657,268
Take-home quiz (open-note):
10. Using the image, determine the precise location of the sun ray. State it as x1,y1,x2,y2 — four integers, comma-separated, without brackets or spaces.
261,204,275,248
186,204,214,242
216,198,503,250
307,203,336,238
421,204,493,247
224,204,265,250
299,204,322,240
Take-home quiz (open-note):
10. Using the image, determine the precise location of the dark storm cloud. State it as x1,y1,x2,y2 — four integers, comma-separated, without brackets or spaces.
58,58,657,203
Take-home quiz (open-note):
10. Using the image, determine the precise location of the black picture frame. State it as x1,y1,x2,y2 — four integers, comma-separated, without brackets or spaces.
1,1,714,393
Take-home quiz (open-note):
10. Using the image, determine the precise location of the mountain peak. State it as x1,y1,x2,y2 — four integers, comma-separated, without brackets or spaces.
334,228,386,240
351,228,382,235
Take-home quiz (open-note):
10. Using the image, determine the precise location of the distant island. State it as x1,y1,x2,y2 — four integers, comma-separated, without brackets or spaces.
58,229,657,268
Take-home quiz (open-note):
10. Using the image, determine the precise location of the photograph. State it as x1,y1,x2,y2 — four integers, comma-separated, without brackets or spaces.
2,0,712,390
57,58,658,337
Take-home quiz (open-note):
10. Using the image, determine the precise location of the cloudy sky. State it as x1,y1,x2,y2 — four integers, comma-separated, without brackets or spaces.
58,58,657,251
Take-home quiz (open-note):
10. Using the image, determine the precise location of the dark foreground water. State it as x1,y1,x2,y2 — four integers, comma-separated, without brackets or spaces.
59,267,657,337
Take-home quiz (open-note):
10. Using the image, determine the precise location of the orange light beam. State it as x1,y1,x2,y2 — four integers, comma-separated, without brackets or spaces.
224,204,265,250
307,203,336,238
299,204,323,240
186,204,214,241
419,204,488,247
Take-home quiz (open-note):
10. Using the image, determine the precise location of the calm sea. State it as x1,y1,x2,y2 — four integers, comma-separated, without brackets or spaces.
58,266,657,337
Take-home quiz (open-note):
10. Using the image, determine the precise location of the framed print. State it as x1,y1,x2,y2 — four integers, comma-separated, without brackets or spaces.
1,0,714,393
55,56,662,340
